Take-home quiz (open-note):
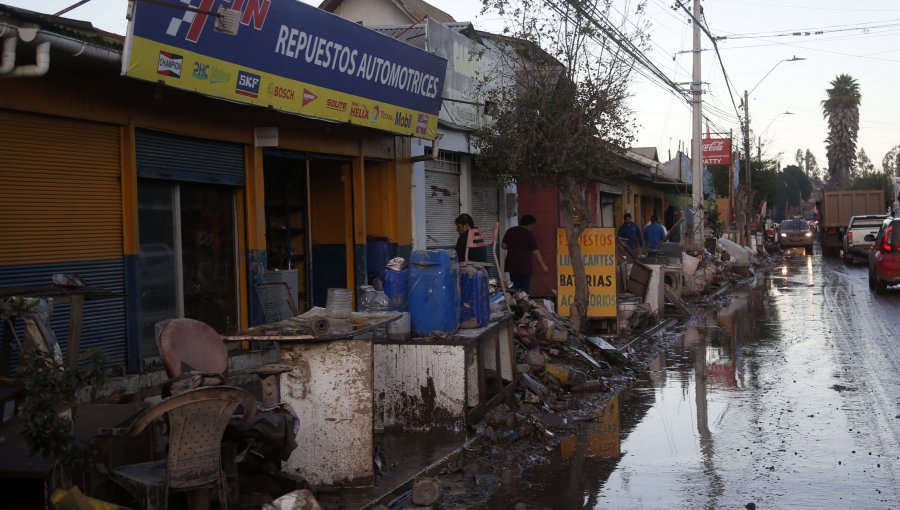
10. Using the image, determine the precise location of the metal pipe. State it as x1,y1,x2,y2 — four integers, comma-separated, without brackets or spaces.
0,22,121,78
0,36,16,74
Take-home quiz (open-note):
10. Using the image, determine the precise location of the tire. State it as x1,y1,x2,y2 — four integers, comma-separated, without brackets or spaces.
842,252,851,264
869,266,876,289
806,246,813,256
875,276,887,295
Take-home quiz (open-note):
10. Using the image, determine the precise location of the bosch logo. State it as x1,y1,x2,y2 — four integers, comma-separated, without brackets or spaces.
267,83,295,101
235,70,261,98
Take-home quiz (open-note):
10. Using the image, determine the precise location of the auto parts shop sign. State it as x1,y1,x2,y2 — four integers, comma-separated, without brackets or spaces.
556,228,617,318
123,0,447,139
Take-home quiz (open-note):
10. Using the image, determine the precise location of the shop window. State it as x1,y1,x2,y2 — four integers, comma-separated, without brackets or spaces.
137,180,239,359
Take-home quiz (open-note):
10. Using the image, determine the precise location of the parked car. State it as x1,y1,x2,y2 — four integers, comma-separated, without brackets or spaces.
842,214,888,264
868,218,900,294
778,219,814,254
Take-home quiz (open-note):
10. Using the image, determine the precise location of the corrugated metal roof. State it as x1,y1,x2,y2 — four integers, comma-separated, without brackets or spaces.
319,0,456,23
0,4,124,48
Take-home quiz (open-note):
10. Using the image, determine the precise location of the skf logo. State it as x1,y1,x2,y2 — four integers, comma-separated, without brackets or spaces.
235,70,261,98
192,61,209,80
302,89,317,106
416,114,429,135
157,51,183,77
167,0,272,44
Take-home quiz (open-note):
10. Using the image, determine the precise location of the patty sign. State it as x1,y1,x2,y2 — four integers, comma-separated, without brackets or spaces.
702,137,732,165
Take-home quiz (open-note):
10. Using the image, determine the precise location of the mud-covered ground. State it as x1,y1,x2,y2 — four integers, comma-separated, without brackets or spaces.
372,257,779,510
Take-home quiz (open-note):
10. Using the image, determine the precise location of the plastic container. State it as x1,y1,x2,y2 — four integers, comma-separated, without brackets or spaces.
408,249,460,336
381,268,410,312
325,288,352,318
459,265,490,329
388,311,411,340
366,237,391,274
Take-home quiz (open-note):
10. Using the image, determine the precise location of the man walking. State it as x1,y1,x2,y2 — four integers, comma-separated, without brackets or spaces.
617,213,643,252
644,214,667,250
501,214,548,293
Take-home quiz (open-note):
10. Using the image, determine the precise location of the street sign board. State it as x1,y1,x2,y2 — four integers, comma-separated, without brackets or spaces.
556,228,617,318
123,0,448,139
702,137,732,165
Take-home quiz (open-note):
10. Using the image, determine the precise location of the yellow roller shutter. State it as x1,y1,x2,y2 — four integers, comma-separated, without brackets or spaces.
0,109,122,266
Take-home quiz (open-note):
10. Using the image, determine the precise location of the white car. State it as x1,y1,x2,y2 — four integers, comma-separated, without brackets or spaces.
843,214,889,264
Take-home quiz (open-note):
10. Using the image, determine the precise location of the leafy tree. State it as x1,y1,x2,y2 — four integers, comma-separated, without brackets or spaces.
805,149,821,184
475,0,644,330
854,148,875,178
882,145,900,176
773,165,813,220
821,74,861,187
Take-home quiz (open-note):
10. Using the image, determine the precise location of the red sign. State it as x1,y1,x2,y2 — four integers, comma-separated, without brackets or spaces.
702,137,732,165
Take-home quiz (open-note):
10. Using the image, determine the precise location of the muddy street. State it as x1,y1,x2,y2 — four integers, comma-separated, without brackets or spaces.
496,249,900,509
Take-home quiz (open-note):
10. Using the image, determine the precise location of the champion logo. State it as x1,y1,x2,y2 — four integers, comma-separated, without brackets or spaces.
302,89,318,106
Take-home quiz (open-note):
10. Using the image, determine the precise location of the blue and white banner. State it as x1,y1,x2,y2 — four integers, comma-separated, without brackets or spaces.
123,0,448,138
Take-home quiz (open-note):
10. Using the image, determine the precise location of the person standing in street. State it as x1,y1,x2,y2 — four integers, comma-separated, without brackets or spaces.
454,213,486,263
617,213,643,252
501,214,548,293
644,214,667,250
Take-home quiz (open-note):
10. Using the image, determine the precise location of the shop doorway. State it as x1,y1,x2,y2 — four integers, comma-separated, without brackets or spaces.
263,154,310,313
137,180,239,359
308,159,351,308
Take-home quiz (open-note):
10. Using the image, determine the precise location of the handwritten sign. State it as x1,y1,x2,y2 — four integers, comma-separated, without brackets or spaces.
556,228,617,318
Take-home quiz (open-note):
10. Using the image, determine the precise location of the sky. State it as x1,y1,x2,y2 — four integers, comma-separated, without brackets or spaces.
6,0,900,171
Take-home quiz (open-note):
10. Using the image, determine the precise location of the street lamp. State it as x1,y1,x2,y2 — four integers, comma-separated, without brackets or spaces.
741,56,805,245
759,111,795,142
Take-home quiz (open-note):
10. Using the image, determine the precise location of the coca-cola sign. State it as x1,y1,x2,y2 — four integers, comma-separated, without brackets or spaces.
702,137,732,165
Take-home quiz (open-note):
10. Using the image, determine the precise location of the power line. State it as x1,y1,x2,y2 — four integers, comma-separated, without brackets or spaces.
671,1,742,126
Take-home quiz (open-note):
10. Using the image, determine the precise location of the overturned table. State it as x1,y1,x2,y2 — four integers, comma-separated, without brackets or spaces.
225,310,400,488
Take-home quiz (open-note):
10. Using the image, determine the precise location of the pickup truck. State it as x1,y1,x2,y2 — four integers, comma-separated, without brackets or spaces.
843,214,889,263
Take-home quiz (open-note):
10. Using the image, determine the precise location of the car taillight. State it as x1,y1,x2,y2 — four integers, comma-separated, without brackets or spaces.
884,225,894,252
847,231,853,244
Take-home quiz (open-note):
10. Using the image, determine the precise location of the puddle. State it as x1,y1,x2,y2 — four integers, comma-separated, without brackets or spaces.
495,261,900,509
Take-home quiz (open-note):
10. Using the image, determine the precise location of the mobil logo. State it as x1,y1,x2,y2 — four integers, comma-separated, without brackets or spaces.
169,0,272,44
235,70,261,98
394,112,412,128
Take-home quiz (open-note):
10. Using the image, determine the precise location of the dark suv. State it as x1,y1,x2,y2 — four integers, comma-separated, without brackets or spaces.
867,218,900,294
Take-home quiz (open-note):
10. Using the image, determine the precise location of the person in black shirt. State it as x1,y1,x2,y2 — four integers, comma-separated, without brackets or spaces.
454,213,486,263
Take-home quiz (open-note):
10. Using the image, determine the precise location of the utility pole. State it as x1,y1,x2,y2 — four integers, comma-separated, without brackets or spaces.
743,89,751,245
689,0,704,251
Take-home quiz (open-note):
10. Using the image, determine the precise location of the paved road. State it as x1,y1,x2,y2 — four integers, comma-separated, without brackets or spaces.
502,247,900,509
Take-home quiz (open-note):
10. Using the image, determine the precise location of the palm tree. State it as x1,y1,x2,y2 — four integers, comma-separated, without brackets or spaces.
821,74,861,187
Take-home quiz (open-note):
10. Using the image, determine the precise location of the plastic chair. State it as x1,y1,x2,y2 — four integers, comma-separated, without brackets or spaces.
109,386,256,510
157,318,292,405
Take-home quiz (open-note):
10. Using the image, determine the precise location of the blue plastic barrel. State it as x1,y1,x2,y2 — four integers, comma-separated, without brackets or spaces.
381,268,410,312
366,237,391,273
409,249,460,336
460,265,490,329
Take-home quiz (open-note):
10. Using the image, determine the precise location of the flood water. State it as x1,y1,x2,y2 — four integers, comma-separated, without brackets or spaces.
500,251,900,509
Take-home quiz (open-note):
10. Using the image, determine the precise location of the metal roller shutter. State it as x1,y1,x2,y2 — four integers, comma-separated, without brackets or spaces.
136,129,245,185
471,178,500,266
425,151,461,249
0,110,122,265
